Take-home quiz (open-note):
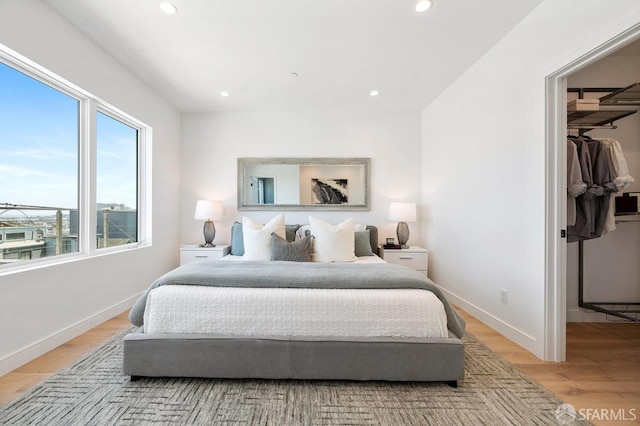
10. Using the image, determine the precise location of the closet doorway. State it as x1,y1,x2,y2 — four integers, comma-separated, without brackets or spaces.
565,46,640,324
545,25,640,362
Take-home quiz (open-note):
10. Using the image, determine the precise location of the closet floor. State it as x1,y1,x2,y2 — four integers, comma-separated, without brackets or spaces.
1,309,638,425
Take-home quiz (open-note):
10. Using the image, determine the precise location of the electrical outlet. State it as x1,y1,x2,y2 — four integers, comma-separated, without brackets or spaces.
500,289,508,305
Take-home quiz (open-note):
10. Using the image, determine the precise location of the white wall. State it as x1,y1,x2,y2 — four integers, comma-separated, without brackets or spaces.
180,109,422,247
566,54,640,320
421,0,640,358
0,0,181,375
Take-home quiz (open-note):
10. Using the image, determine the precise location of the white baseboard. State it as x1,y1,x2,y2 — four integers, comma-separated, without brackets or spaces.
0,294,139,377
439,287,540,358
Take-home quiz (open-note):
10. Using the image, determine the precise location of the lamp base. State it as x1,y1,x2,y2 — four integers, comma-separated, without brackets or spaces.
396,221,410,249
202,220,216,248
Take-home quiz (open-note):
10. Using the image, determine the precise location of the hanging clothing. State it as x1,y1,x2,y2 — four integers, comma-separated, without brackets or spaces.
585,136,617,238
567,135,618,242
567,139,587,226
597,138,634,234
567,136,597,242
598,138,634,188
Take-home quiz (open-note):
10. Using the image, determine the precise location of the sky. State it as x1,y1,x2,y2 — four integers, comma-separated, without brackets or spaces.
0,61,137,218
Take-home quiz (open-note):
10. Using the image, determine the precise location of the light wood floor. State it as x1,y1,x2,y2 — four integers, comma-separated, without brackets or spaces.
1,309,638,425
463,311,640,426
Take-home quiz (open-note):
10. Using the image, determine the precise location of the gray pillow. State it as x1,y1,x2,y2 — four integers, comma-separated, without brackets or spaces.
355,229,374,257
230,221,244,256
270,232,313,262
285,224,301,242
232,222,298,255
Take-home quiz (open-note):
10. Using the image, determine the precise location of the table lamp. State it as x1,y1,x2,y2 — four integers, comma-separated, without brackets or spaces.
388,202,417,249
194,200,223,247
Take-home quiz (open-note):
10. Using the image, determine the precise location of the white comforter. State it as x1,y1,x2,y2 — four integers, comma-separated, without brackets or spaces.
143,285,448,338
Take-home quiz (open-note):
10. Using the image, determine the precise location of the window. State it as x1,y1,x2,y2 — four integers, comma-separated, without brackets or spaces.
96,112,139,249
6,233,26,241
0,49,148,269
0,61,79,263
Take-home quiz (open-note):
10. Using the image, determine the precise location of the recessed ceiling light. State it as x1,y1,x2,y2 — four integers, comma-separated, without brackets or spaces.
220,91,230,97
415,0,433,12
370,90,380,97
159,1,178,14
289,72,299,78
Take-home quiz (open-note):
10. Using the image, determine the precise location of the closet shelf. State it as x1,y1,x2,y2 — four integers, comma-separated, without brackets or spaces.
579,238,640,321
599,82,640,106
567,109,637,127
581,302,640,321
615,213,640,224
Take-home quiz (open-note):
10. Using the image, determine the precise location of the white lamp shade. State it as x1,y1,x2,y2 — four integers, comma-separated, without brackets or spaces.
194,200,223,221
388,202,417,222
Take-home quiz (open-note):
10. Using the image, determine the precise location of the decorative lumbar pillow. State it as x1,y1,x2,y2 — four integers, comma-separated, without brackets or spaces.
308,216,357,262
242,213,286,260
270,232,313,262
230,221,245,256
354,229,374,257
295,225,312,240
297,223,365,240
296,223,367,241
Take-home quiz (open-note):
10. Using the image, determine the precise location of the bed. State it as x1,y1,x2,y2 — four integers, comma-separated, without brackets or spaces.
123,219,465,385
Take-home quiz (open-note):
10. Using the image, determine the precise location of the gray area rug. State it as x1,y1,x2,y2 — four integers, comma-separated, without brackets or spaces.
0,330,589,426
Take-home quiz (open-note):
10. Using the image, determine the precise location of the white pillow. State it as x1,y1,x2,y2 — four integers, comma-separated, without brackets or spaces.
308,216,357,262
242,213,286,260
297,223,365,240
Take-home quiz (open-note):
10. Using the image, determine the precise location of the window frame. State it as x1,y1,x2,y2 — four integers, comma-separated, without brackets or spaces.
0,44,151,274
93,104,148,253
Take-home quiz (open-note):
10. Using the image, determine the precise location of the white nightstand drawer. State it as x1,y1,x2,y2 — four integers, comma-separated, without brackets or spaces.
383,251,427,270
380,246,428,275
180,244,230,265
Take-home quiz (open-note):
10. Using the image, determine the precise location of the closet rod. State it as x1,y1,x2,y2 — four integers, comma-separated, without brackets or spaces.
567,87,624,95
567,125,617,130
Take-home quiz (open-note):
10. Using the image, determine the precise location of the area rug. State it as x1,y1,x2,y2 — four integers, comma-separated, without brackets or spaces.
0,330,589,426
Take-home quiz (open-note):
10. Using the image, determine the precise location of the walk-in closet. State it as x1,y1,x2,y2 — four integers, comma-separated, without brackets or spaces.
566,40,640,324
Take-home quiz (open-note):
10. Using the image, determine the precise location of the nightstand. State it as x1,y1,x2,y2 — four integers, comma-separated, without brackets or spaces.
380,246,429,276
180,244,231,265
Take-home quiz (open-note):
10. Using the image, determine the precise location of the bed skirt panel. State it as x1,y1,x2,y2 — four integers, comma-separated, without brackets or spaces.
122,333,464,383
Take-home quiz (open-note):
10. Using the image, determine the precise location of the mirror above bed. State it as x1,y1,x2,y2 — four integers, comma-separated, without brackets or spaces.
238,157,371,211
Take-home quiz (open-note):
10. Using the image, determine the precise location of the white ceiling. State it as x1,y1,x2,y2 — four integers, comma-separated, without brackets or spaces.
43,0,544,112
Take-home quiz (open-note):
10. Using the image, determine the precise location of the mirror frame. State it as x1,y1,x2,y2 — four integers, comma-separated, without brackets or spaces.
238,157,371,211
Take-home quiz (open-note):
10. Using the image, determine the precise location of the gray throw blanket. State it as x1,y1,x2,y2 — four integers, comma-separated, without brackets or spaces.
130,260,466,339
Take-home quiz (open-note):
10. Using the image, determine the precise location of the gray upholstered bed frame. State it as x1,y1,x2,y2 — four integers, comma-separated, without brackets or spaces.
123,226,465,385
